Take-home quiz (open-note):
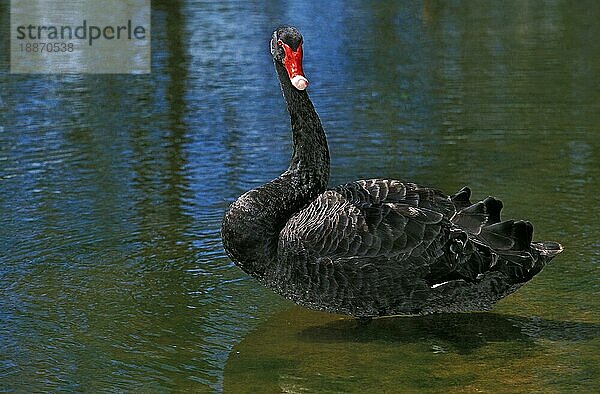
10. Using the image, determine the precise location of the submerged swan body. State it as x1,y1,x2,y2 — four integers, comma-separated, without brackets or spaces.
221,26,562,318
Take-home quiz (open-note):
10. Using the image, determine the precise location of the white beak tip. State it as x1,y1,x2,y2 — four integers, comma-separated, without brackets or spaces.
291,75,309,90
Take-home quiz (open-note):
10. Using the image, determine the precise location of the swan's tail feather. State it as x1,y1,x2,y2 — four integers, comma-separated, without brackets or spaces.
449,186,563,284
532,241,564,257
482,196,503,224
480,219,532,251
450,190,503,235
450,186,472,209
482,221,562,283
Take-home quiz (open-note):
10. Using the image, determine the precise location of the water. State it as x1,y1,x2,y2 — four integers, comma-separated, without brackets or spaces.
1,0,598,392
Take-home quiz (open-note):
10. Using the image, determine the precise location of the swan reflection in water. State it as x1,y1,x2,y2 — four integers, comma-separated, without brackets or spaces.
224,308,598,392
298,312,599,350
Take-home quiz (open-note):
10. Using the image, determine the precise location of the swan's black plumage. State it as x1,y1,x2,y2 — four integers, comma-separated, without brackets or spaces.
221,26,562,317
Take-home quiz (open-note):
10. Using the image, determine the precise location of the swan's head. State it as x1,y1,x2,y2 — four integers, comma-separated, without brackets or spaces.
271,25,309,91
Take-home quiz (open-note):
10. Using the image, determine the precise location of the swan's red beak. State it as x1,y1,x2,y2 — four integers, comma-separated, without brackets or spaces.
282,42,308,90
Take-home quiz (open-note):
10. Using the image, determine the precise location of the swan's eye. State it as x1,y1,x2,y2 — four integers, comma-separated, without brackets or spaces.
277,39,283,47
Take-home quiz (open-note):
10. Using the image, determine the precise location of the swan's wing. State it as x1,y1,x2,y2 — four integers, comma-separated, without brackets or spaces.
279,179,453,267
276,179,560,316
276,179,458,314
278,179,540,276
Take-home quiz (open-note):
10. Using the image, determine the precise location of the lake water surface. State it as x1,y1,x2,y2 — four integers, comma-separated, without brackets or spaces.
1,1,598,392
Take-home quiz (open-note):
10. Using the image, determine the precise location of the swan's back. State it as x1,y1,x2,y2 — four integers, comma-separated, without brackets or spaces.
273,179,562,317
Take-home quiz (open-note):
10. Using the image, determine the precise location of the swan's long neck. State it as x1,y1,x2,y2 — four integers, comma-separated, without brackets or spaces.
222,60,329,282
276,62,329,178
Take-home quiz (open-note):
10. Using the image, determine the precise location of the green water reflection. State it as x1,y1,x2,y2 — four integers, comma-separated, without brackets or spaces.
0,0,598,392
225,307,599,392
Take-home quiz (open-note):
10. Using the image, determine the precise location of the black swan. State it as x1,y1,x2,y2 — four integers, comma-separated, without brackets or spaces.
222,26,563,318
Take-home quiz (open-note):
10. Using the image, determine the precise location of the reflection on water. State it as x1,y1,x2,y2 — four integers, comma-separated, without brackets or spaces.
1,0,598,392
225,307,600,392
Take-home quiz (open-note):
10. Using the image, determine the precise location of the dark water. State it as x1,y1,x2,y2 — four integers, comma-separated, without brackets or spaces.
1,0,599,392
